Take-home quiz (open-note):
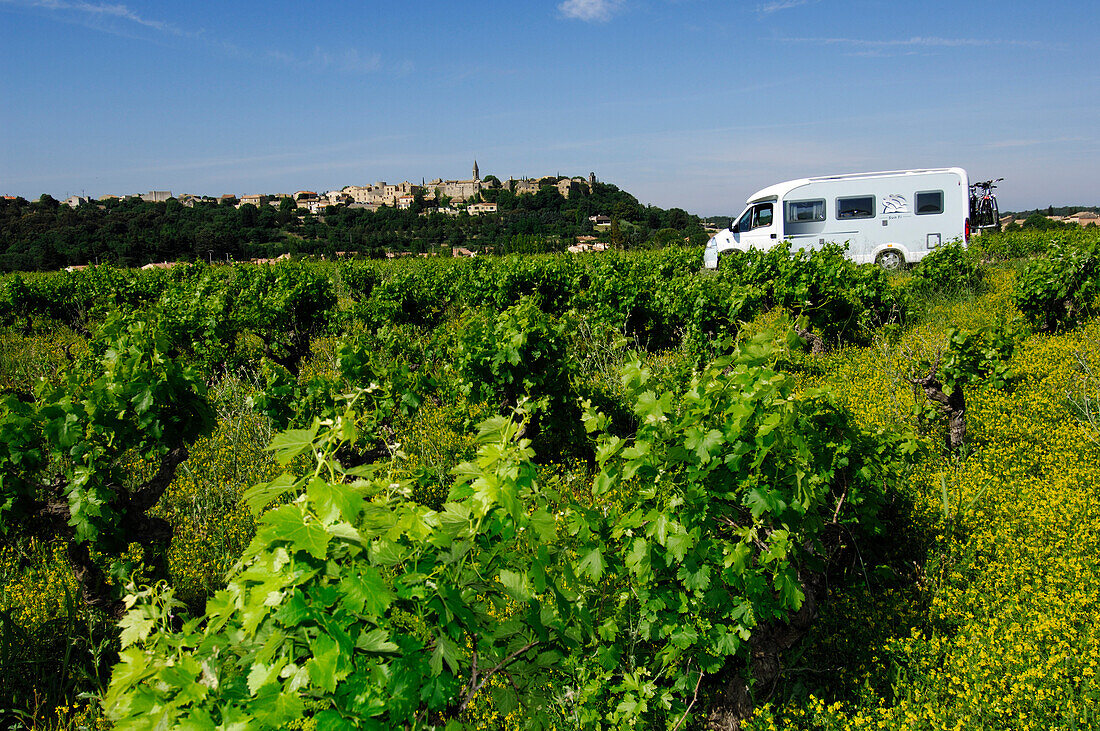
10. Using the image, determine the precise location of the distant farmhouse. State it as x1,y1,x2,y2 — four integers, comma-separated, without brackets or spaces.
1066,211,1099,225
999,209,1100,228
467,201,498,216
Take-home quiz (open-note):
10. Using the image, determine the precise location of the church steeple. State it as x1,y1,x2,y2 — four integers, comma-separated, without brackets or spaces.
473,160,480,181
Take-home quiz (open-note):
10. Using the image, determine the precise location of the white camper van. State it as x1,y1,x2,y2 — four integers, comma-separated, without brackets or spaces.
703,168,971,270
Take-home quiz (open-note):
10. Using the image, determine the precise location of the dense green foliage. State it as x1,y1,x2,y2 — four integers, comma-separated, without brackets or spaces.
0,265,170,332
904,242,986,297
100,332,909,729
0,183,706,271
4,229,1100,729
1013,236,1100,331
717,242,901,343
452,299,577,444
0,316,214,614
0,245,904,361
153,262,338,375
973,226,1097,262
931,326,1015,396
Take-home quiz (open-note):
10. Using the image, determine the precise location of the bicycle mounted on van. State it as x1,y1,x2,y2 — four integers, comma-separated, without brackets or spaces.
969,178,1003,230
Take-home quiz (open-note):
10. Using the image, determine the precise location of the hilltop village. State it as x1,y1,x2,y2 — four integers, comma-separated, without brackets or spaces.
57,163,598,218
0,165,718,271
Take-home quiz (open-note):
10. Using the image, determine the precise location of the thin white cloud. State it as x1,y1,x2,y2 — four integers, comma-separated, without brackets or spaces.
315,48,383,75
263,47,383,75
2,0,401,75
781,35,1044,50
0,0,182,34
558,0,624,22
757,0,816,13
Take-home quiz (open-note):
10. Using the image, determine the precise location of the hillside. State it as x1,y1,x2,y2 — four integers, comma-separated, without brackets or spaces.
0,182,708,271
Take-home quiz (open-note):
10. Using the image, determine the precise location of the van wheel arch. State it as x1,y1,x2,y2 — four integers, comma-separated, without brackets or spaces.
875,248,906,270
714,247,747,270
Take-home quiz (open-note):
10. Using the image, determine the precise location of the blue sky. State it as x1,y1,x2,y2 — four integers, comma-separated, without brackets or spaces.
1,0,1097,215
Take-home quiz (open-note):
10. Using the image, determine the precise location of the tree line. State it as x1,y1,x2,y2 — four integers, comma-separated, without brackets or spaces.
0,181,708,272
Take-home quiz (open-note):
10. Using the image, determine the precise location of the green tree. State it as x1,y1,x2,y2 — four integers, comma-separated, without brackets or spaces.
239,203,259,228
610,217,625,250
37,193,60,210
667,207,690,229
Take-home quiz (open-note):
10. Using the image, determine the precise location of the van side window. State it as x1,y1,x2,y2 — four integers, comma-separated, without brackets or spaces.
753,203,773,228
916,190,944,215
837,196,875,219
786,199,826,223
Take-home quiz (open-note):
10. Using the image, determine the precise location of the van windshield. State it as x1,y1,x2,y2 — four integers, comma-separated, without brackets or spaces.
736,208,753,231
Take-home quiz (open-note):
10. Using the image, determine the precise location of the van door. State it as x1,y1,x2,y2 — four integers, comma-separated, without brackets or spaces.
733,200,778,251
782,197,827,252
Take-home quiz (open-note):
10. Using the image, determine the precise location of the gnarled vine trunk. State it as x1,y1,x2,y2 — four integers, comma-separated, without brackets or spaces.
704,571,825,730
794,323,827,355
911,369,967,451
25,444,190,620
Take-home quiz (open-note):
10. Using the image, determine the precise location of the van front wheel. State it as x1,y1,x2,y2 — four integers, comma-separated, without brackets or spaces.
876,249,905,270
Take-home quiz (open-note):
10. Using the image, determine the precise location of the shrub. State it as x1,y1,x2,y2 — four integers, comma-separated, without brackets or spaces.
364,261,454,328
0,315,214,615
721,243,903,344
231,262,338,373
905,241,986,298
452,299,578,452
335,260,381,302
573,253,667,347
653,273,763,356
970,229,1053,262
1013,238,1100,331
152,267,239,373
488,255,581,315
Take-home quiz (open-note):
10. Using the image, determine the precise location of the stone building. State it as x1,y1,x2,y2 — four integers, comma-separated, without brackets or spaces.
343,180,417,206
508,172,594,199
467,201,498,215
426,161,484,201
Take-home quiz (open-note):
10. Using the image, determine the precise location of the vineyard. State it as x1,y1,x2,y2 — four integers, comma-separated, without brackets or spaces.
1,228,1099,730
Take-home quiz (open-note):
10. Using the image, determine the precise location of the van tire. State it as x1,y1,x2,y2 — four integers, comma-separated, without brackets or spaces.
876,249,905,270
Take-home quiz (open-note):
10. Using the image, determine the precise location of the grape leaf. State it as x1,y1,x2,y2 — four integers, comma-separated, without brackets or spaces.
260,504,331,560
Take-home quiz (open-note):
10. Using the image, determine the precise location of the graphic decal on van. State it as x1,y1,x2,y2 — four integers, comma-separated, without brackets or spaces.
882,194,909,214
